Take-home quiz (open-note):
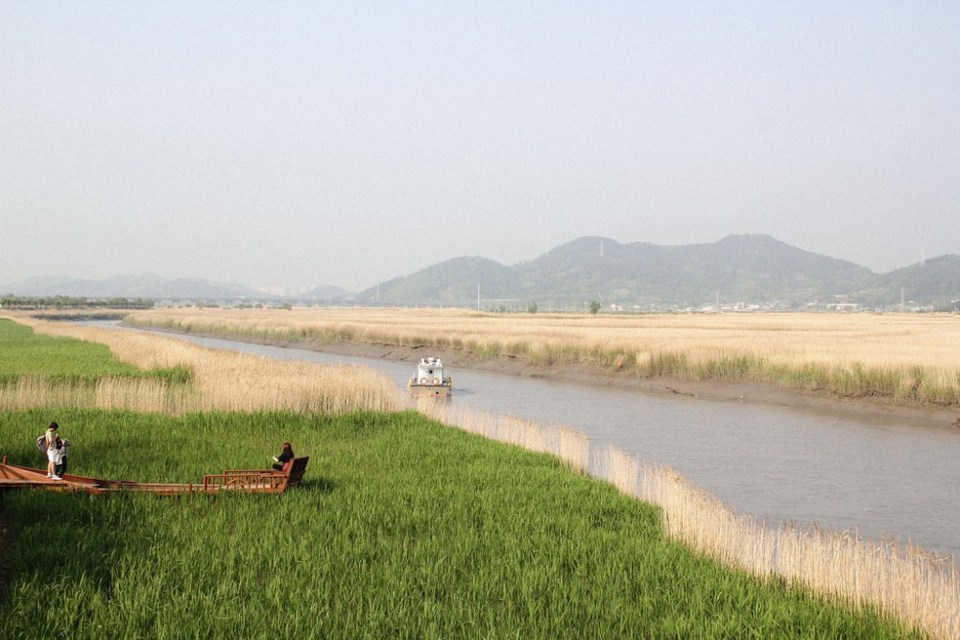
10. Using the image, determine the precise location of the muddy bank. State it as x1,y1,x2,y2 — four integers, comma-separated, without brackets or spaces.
172,328,960,431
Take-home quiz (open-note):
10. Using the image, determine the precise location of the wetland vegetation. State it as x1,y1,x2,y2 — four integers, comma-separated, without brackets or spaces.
1,313,954,637
2,407,924,639
125,307,960,409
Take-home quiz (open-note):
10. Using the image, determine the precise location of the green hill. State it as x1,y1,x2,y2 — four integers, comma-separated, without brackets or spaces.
357,234,957,310
854,255,960,308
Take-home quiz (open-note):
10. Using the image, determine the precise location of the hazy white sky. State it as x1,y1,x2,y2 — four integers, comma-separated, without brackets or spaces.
2,2,958,292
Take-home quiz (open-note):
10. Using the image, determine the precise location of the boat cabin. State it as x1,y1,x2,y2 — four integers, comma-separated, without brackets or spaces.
415,357,445,384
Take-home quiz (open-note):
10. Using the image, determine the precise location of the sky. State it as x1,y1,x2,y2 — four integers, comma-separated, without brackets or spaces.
2,2,958,293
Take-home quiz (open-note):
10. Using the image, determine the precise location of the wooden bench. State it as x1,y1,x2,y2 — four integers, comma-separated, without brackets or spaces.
202,456,310,494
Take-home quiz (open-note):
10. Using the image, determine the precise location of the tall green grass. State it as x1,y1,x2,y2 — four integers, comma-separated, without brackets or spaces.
0,318,193,387
0,408,919,639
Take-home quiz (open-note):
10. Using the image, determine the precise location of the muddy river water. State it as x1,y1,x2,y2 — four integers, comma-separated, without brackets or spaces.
116,326,960,561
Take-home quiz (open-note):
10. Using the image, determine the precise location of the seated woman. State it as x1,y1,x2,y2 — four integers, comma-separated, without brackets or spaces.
272,442,295,472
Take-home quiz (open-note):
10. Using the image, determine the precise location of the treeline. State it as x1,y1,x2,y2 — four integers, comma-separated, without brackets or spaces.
0,294,154,310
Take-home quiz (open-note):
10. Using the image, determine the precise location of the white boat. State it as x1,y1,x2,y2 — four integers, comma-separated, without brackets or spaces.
407,357,452,397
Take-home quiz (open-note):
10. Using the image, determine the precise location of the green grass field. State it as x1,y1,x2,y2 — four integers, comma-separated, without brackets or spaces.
0,318,921,638
1,409,920,639
0,318,191,386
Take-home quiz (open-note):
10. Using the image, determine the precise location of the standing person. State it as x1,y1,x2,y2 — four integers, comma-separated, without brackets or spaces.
43,421,63,480
272,442,295,471
55,437,71,477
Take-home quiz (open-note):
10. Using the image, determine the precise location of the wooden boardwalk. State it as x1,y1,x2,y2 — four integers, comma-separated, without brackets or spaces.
0,456,309,495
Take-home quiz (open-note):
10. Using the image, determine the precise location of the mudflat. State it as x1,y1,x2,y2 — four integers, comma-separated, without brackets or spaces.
239,333,960,432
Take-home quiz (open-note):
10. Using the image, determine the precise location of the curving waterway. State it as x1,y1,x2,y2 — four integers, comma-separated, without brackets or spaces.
103,323,960,561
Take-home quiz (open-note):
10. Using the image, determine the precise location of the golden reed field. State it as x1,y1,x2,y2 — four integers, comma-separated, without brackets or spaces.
4,309,960,637
126,307,960,408
0,312,401,415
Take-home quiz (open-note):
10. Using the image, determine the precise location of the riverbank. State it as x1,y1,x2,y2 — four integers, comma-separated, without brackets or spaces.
190,330,960,431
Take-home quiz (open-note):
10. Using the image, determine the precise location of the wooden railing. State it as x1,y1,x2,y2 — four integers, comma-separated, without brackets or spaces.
1,457,309,495
202,456,309,494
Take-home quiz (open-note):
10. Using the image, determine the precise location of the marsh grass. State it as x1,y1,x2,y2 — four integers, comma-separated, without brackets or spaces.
0,318,189,387
417,400,960,639
0,316,401,415
0,312,950,636
122,307,960,407
0,409,921,639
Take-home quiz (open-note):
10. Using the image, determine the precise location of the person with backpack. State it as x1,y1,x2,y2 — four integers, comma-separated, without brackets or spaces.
42,421,64,480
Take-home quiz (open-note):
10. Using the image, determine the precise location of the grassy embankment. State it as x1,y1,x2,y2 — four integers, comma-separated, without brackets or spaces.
125,307,960,407
0,316,950,637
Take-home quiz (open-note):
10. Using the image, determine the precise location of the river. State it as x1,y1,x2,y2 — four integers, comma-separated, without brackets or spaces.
105,324,960,561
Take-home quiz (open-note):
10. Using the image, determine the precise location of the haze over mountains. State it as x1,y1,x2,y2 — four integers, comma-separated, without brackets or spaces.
4,235,958,310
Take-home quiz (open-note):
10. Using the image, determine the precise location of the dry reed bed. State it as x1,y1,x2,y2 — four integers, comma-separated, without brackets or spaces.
416,399,960,640
128,308,960,406
1,314,401,415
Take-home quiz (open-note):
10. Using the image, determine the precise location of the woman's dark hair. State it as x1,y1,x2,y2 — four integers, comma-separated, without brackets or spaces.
282,442,294,456
49,421,59,430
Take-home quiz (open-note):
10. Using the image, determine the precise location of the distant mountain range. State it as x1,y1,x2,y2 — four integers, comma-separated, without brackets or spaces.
3,235,959,309
353,234,960,310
